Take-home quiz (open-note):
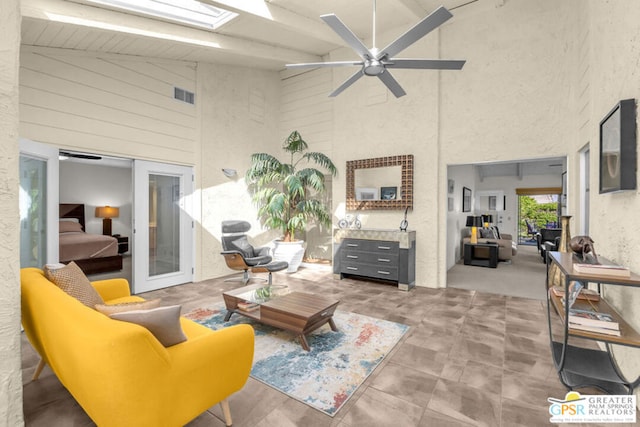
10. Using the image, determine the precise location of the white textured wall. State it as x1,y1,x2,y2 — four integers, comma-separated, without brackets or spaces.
585,0,640,401
280,68,334,259
196,63,281,281
0,0,24,423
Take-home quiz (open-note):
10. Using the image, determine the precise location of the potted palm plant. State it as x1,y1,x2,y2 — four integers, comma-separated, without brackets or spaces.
246,130,337,272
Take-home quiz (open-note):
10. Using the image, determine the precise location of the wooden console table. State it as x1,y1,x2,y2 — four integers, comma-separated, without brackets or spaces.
546,251,640,394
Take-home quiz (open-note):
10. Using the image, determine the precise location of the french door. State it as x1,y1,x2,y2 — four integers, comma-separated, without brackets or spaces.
19,139,59,267
133,160,193,293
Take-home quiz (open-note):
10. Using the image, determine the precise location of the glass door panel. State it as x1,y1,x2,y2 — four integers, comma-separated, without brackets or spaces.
149,174,180,276
133,160,193,293
19,139,59,267
19,156,47,267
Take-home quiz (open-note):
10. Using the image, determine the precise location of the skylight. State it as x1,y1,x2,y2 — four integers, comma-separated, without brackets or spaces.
85,0,238,30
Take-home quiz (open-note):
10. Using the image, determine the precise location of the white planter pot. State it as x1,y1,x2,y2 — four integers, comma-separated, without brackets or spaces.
273,240,305,273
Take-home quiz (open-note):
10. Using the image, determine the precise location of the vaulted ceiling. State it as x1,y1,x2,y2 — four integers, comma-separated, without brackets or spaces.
21,0,501,70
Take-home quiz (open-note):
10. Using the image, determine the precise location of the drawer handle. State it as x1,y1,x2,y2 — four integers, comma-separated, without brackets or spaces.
378,258,391,262
377,270,391,275
347,243,359,247
347,255,359,259
346,267,359,271
377,246,392,250
320,311,329,317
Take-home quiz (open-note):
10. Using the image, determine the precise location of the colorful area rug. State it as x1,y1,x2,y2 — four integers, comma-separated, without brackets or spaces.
185,305,409,416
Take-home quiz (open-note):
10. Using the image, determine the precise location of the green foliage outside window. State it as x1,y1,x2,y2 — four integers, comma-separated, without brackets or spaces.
519,195,559,239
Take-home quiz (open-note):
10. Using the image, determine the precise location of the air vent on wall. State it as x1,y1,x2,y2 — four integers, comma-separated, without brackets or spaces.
174,87,195,105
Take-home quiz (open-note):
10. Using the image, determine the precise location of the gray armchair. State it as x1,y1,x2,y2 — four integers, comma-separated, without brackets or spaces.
220,220,288,284
537,228,562,262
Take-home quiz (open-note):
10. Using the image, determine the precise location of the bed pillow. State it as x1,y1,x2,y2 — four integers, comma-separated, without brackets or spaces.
109,305,187,347
95,298,162,316
59,221,83,233
44,261,104,309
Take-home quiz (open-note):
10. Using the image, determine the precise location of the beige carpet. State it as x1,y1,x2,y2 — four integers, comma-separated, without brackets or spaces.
447,244,547,300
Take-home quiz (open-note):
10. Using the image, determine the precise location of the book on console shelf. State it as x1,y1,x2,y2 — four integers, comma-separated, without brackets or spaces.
552,286,600,301
568,307,619,330
573,263,630,277
568,322,621,337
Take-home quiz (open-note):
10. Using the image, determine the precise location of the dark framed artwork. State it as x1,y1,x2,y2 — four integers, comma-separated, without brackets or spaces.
380,186,397,200
462,187,471,212
599,99,636,193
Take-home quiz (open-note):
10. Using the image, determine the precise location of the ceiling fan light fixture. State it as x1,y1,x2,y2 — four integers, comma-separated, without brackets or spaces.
363,59,385,76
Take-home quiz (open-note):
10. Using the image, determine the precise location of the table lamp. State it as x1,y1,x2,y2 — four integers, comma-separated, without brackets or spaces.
466,215,483,244
482,214,493,228
95,206,119,235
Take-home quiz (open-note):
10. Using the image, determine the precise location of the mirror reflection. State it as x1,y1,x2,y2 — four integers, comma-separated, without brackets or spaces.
355,166,402,201
346,155,413,211
476,190,505,211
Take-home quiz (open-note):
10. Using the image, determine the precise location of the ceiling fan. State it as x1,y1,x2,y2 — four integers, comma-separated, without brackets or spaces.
286,1,465,98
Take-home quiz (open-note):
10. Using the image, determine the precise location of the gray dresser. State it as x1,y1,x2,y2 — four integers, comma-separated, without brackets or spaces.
333,229,416,290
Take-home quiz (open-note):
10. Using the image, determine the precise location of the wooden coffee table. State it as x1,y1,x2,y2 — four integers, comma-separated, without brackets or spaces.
222,284,340,351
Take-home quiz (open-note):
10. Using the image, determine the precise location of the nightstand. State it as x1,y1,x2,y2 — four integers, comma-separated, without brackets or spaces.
113,235,129,254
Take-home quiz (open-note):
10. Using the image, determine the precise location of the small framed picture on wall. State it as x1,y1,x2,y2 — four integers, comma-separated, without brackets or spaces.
462,187,471,212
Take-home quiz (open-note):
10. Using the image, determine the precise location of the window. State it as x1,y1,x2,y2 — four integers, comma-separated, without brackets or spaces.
84,0,238,30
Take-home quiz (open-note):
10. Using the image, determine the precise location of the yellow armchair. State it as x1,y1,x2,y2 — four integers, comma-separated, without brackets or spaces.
21,268,254,427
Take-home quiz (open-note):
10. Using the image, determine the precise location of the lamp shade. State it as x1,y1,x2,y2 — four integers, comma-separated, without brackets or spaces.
466,215,482,227
465,216,475,227
95,206,119,219
482,214,493,224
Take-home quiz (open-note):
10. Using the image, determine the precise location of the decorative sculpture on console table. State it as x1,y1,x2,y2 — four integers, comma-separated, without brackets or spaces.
569,236,599,263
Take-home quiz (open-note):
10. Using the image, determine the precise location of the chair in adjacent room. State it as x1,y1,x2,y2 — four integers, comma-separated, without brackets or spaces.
220,220,288,285
525,219,538,241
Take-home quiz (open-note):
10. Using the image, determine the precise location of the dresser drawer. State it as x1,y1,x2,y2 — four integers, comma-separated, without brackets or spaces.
341,250,398,266
342,239,399,253
340,261,399,281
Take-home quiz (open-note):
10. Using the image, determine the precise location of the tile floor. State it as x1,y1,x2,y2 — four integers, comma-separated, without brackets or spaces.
21,266,632,426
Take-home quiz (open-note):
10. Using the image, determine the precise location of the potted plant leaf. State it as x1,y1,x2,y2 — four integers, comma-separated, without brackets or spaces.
246,130,337,272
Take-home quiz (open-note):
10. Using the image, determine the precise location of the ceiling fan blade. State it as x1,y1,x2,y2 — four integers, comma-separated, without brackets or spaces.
321,14,374,60
286,61,364,69
384,59,466,70
378,6,453,59
329,70,364,97
377,70,406,98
